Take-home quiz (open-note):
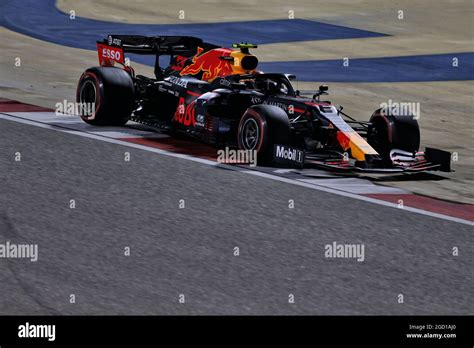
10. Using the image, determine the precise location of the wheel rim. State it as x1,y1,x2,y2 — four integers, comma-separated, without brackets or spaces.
241,118,259,150
79,80,96,117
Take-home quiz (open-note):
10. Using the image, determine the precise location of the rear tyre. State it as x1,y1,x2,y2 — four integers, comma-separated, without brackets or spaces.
237,105,291,165
76,67,135,126
367,108,420,162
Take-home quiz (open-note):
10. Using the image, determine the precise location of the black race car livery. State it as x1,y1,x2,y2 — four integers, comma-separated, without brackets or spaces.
77,35,452,172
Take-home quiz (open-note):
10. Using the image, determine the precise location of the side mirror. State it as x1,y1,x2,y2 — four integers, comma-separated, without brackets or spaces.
313,85,329,101
319,85,328,92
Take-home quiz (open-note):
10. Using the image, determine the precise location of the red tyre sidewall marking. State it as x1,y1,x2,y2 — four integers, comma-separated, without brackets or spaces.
78,71,101,121
373,111,393,143
238,109,265,152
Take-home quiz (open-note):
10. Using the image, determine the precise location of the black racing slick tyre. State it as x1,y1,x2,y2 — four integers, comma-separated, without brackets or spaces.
76,67,134,126
367,108,420,162
237,104,291,165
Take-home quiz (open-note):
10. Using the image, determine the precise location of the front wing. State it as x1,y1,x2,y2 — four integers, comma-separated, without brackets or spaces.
273,145,452,173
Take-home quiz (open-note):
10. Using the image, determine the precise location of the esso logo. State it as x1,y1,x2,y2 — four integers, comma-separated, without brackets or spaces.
102,48,121,61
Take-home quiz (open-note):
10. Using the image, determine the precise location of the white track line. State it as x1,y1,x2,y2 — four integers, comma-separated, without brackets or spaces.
1,112,472,226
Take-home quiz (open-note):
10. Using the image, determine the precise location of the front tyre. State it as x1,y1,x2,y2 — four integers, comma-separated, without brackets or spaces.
237,105,291,165
76,67,135,126
367,108,420,163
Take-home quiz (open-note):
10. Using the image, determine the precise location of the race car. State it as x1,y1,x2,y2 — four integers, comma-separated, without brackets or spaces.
76,35,452,172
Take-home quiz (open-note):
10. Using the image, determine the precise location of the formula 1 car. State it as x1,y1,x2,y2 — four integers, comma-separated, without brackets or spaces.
76,35,452,172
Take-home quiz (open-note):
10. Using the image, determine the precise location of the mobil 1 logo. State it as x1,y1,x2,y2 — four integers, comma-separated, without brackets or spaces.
273,144,305,168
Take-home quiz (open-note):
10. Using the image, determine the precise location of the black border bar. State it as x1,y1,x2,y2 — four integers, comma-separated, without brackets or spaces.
0,316,472,346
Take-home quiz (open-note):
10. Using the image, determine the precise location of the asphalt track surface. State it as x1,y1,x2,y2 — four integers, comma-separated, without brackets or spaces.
1,119,473,315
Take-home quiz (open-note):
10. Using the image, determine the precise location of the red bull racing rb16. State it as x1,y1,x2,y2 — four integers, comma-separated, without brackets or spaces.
76,35,452,172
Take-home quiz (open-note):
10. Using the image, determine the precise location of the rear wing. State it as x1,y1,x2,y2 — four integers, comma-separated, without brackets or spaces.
96,35,216,78
101,35,205,54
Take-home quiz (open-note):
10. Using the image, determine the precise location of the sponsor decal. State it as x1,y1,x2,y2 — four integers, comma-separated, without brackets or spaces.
219,78,231,87
107,35,122,46
97,42,124,65
168,76,189,88
180,47,234,81
264,100,289,111
250,96,262,104
273,144,304,167
263,100,298,115
173,98,196,127
195,114,205,127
